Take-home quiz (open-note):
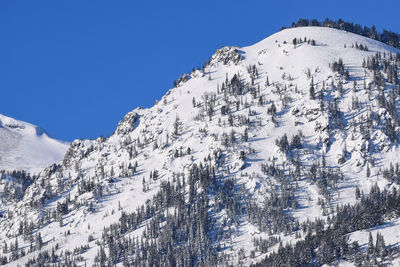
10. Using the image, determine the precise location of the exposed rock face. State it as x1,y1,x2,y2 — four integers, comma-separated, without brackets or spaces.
211,46,243,65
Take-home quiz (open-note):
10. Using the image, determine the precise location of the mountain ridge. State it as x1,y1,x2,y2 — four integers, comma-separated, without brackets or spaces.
2,26,400,266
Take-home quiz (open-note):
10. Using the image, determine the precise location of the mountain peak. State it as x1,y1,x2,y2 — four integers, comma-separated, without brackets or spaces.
0,114,69,173
2,25,400,266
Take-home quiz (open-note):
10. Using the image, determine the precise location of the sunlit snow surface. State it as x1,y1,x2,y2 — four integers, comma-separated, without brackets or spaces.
0,114,69,173
3,27,400,266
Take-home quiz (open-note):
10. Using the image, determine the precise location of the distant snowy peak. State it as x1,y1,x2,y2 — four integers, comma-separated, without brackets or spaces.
0,114,69,173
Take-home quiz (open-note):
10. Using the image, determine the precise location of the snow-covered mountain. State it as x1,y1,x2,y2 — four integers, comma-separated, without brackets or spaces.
0,114,69,173
2,26,400,266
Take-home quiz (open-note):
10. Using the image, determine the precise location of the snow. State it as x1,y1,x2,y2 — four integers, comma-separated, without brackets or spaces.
2,26,400,266
0,114,69,174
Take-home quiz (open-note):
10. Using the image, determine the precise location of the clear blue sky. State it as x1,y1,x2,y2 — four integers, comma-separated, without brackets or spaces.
1,0,400,141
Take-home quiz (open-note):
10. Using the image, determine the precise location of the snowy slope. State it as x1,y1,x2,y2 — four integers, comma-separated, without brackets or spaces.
1,26,400,266
0,114,69,173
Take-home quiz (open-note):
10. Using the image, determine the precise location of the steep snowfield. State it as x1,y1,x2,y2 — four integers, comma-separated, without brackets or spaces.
0,114,69,173
2,26,400,266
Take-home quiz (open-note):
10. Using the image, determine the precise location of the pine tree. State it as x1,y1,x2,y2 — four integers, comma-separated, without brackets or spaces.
35,233,42,250
243,128,249,142
367,232,374,255
355,186,361,199
310,77,315,99
173,116,180,136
